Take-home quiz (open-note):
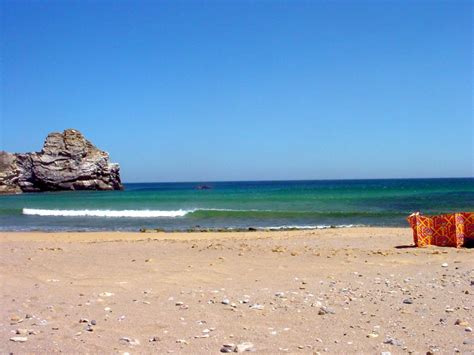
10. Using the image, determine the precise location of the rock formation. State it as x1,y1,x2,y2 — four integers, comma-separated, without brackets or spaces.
0,129,123,194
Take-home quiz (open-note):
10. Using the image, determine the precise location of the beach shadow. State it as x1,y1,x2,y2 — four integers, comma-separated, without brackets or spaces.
394,245,416,249
395,242,473,249
463,239,474,248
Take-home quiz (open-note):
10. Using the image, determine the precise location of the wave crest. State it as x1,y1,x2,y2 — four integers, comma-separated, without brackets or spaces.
22,208,189,218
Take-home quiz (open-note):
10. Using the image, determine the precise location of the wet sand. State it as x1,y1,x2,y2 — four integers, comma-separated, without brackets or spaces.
1,227,473,354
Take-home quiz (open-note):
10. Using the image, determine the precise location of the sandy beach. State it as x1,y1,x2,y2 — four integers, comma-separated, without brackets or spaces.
1,227,473,354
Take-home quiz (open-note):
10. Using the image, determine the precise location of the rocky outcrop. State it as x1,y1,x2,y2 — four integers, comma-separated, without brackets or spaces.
0,129,123,194
0,152,22,194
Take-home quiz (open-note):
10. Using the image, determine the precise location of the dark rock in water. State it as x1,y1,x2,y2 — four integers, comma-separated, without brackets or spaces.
0,129,123,194
196,185,212,190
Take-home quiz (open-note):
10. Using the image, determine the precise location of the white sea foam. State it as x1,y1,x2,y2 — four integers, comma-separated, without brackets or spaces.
222,224,363,231
21,209,365,230
21,207,267,218
262,224,362,230
22,208,190,218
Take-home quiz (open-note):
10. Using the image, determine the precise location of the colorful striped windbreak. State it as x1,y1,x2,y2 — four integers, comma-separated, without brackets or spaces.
407,212,474,248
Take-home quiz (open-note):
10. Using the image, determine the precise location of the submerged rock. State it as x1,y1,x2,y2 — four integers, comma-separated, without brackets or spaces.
0,129,123,193
196,185,212,190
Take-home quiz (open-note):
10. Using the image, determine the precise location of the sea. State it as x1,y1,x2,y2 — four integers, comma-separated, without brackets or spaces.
0,178,472,232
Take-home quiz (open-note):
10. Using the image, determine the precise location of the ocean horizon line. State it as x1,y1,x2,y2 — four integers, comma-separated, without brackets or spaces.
122,176,473,185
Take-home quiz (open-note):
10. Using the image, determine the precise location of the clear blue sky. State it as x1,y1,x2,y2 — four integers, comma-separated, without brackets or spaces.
1,0,472,182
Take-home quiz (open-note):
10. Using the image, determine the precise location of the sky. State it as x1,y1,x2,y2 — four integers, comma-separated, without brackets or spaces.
1,0,472,182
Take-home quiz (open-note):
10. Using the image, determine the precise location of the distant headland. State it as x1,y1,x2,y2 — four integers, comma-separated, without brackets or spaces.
0,129,123,194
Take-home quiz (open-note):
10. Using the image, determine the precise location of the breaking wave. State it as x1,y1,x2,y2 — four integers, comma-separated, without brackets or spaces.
22,208,404,219
22,208,190,218
21,208,265,218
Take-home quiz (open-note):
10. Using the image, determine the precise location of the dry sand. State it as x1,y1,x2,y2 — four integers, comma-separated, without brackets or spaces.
0,227,473,354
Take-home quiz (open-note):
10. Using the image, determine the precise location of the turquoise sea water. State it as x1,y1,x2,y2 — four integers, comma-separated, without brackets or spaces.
0,178,472,231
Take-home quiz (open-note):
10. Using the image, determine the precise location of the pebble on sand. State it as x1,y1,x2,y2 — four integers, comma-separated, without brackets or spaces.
384,338,402,346
220,342,256,353
10,336,28,342
120,337,140,346
318,306,335,315
220,343,236,353
236,342,255,353
99,292,114,297
10,315,24,325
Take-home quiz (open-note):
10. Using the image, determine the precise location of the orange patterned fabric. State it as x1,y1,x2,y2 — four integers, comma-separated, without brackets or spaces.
464,213,474,239
407,212,474,248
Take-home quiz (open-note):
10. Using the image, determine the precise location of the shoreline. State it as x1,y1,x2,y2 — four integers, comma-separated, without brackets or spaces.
0,224,401,235
0,226,409,242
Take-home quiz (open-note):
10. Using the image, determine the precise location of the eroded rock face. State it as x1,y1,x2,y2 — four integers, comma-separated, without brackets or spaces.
0,129,123,193
0,152,22,194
